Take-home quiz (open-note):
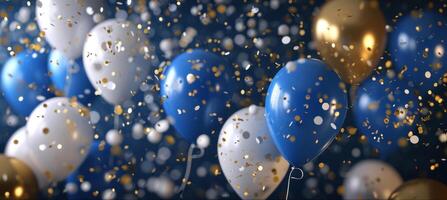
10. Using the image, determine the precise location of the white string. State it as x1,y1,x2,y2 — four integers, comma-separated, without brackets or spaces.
63,62,73,97
285,166,304,200
114,113,119,130
178,144,205,198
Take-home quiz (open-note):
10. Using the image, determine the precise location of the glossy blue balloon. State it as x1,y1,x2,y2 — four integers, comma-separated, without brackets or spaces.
66,141,123,199
353,70,420,156
265,59,348,167
48,50,95,104
160,50,236,143
1,50,55,116
390,11,447,96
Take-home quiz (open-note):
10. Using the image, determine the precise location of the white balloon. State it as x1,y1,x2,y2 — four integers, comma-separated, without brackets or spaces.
132,123,145,140
83,19,150,105
218,105,289,200
5,127,30,160
106,129,123,146
35,0,105,59
22,97,93,187
147,128,162,144
196,134,210,149
344,160,403,200
155,119,170,133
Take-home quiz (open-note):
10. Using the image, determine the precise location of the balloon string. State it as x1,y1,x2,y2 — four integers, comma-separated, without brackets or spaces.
64,65,73,97
178,144,204,198
114,113,119,130
285,166,304,200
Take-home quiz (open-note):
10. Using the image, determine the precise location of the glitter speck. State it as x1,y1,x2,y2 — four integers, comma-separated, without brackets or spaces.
313,116,323,125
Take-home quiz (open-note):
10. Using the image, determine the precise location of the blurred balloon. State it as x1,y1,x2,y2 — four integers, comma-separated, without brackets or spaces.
160,49,236,143
36,0,106,59
48,50,95,104
66,141,124,200
352,70,420,156
0,155,39,200
265,59,348,167
8,97,93,187
1,50,55,116
83,19,150,105
343,160,402,200
313,0,387,85
5,127,28,160
218,105,289,199
105,129,123,146
389,178,447,200
390,11,447,96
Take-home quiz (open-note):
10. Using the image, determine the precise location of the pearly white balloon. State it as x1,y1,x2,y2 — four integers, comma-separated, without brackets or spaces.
106,129,123,146
218,105,289,200
344,160,403,200
5,127,29,159
83,19,150,105
35,0,106,59
23,97,93,188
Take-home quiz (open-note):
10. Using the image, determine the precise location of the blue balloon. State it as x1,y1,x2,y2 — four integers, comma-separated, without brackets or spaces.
66,141,124,199
160,50,236,143
390,11,447,96
353,70,420,156
1,50,55,116
265,59,348,167
48,50,95,105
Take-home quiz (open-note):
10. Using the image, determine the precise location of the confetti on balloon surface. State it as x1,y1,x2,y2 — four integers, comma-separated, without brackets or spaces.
0,0,446,199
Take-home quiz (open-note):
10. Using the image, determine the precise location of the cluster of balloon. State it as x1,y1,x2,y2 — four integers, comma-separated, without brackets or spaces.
343,160,403,199
161,49,236,194
5,97,94,188
83,19,150,142
389,178,447,200
66,141,124,200
313,0,387,85
35,0,106,60
390,11,447,97
1,50,55,116
218,105,289,199
0,155,39,199
48,50,95,105
352,70,421,157
36,0,107,106
266,59,348,167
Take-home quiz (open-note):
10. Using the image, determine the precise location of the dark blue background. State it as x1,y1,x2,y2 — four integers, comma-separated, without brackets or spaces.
0,0,446,199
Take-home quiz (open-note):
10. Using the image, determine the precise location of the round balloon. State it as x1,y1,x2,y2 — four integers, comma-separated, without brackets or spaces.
313,0,387,85
343,160,402,200
66,141,124,200
390,11,447,96
1,50,55,116
265,59,348,167
0,155,39,200
36,0,106,59
12,97,93,187
160,49,236,143
83,19,150,105
218,105,289,199
389,178,447,200
5,127,30,163
49,50,95,104
353,70,420,156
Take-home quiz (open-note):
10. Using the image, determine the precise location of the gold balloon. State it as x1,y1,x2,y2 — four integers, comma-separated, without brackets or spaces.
313,0,387,85
0,155,39,200
389,178,447,200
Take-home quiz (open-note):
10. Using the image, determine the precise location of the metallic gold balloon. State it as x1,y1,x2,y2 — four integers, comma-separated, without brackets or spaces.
0,155,39,200
389,179,447,200
313,0,387,85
